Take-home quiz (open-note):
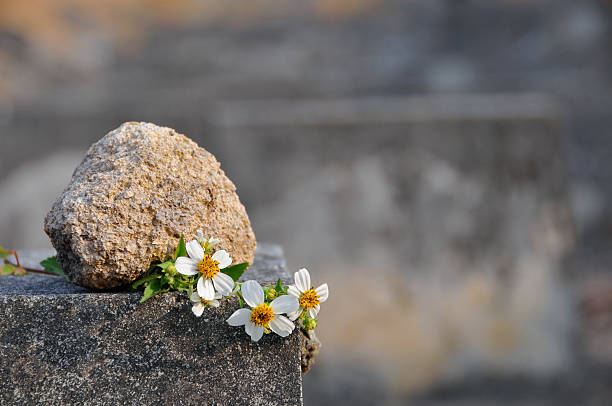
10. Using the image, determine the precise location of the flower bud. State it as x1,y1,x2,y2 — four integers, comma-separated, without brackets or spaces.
265,288,277,301
302,317,317,331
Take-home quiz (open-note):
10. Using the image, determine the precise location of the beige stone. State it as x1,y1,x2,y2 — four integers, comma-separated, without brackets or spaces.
44,122,256,289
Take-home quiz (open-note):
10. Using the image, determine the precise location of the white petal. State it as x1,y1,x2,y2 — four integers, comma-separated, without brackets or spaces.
214,291,223,300
315,283,329,303
309,307,318,319
175,257,198,275
227,308,251,326
287,285,301,298
245,321,256,336
190,292,201,303
209,299,220,308
212,272,235,296
241,280,264,308
186,239,205,261
197,277,215,301
249,325,264,342
207,237,220,246
270,295,300,315
212,250,232,269
294,268,311,292
269,315,295,337
192,303,205,317
287,309,302,321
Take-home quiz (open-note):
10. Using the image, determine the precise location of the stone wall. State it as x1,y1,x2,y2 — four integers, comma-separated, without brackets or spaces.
1,0,612,404
0,245,303,406
1,0,611,267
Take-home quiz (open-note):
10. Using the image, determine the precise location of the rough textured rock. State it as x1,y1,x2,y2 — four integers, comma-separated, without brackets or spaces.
300,329,321,373
44,122,256,289
0,245,303,406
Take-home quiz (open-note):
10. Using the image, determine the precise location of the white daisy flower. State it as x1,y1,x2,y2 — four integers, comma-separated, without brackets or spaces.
190,291,222,317
226,280,299,342
194,230,220,251
175,239,234,301
287,268,329,321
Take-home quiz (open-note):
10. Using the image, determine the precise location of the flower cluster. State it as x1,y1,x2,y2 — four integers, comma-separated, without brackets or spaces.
225,268,329,341
131,232,329,342
130,231,248,303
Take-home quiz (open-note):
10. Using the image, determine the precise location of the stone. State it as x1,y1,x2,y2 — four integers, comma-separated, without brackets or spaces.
0,244,303,406
299,329,321,373
44,122,256,289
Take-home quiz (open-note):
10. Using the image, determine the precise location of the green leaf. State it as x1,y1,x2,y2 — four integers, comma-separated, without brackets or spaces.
13,267,27,276
131,273,159,289
174,235,187,261
1,263,14,275
40,256,70,281
221,262,249,282
141,278,162,303
157,261,174,271
0,246,9,260
275,278,283,292
159,275,172,289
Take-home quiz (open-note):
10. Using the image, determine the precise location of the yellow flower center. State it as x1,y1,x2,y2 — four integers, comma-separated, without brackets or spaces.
200,298,210,305
299,289,320,310
197,255,220,278
249,304,275,327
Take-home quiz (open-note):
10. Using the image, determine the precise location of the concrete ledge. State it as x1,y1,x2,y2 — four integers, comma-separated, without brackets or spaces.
0,244,302,406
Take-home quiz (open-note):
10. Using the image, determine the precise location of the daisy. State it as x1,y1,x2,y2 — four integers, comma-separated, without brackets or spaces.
287,268,329,320
194,230,220,251
226,280,299,342
175,239,234,301
190,291,222,317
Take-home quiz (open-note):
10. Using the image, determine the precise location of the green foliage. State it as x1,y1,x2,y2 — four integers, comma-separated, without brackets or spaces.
141,278,162,302
40,256,70,281
174,235,187,261
302,316,318,331
131,234,251,304
0,263,26,276
130,272,160,289
132,235,204,302
13,266,27,276
0,246,28,276
275,278,283,292
221,262,249,282
274,278,288,295
265,288,277,301
133,260,196,303
263,278,291,302
1,263,15,275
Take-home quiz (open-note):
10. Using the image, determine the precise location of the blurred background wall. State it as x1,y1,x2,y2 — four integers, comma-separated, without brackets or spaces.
1,0,612,404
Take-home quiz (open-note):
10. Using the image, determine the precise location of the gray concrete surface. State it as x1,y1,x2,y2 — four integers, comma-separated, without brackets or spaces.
0,244,302,406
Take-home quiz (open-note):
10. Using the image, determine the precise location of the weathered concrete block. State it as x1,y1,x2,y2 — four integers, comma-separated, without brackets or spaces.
0,244,302,406
213,95,573,275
